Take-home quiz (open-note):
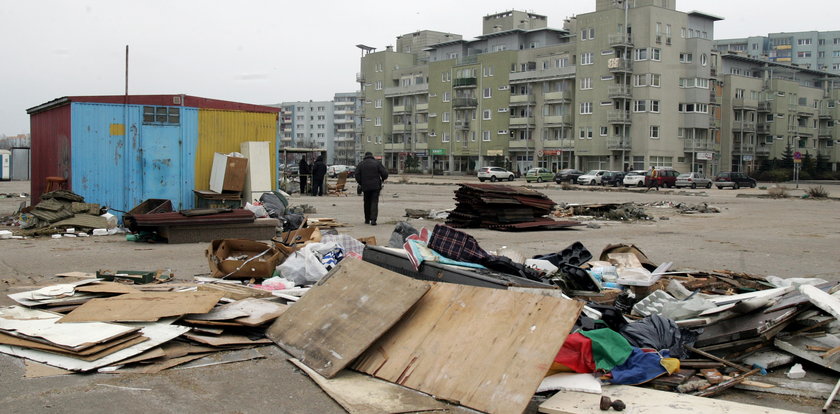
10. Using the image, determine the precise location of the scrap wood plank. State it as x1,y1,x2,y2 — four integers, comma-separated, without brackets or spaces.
800,284,840,320
0,323,190,372
775,335,840,373
539,385,804,414
182,332,272,347
352,282,584,414
58,292,224,323
289,358,480,414
75,282,141,295
267,258,431,379
196,283,273,300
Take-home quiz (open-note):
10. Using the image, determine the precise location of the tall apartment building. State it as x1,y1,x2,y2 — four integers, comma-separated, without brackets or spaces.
715,31,840,74
276,101,335,160
358,1,840,175
333,92,363,165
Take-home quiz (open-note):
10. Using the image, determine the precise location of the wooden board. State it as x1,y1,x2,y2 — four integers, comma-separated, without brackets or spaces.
267,259,430,379
289,358,479,414
539,384,803,414
183,332,272,347
197,282,273,300
187,298,288,327
0,306,139,351
353,283,583,414
59,292,224,323
76,282,141,295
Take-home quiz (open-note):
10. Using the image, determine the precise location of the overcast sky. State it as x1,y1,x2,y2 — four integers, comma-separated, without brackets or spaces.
1,0,837,135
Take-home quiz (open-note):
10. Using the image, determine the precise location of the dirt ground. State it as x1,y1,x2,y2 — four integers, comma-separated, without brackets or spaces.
1,178,839,413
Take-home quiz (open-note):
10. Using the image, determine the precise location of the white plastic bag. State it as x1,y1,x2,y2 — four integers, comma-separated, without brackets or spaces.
245,202,269,218
277,242,339,286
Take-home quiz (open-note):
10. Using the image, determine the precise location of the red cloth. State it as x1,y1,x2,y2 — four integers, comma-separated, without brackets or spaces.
554,332,596,373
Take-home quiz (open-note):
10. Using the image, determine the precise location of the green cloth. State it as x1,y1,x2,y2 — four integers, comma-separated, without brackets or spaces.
580,328,633,371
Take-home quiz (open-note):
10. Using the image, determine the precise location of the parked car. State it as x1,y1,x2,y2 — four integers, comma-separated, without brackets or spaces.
554,169,584,184
713,171,757,189
675,172,712,189
645,168,680,188
327,165,350,178
577,170,608,185
622,170,647,187
525,168,555,183
601,171,626,187
477,166,515,182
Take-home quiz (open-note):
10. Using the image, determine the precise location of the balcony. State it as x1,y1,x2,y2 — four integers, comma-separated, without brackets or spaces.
732,121,756,131
608,33,633,48
452,97,478,108
453,77,478,88
608,59,633,73
731,144,756,155
455,120,471,130
544,90,572,102
416,122,429,131
788,125,799,133
797,128,814,136
710,67,718,77
798,107,815,117
510,117,535,127
758,101,772,112
385,143,408,151
509,140,530,149
608,85,632,99
755,145,771,156
607,136,632,150
819,127,833,137
683,140,718,152
509,94,535,105
732,98,758,109
820,107,835,119
544,115,572,127
416,103,429,112
544,139,575,150
756,123,772,134
393,104,413,113
392,124,408,133
509,66,576,83
608,110,631,124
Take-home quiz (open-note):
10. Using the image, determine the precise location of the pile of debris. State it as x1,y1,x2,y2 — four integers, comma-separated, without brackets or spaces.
9,190,115,237
446,183,582,230
556,202,653,221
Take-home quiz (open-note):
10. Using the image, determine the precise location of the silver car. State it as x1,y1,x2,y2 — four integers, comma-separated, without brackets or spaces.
675,172,712,189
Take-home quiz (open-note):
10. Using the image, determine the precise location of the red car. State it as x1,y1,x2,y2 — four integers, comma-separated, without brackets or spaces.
644,169,680,188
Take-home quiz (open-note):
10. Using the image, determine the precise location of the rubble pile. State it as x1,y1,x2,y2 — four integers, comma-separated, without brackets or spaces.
2,215,839,413
556,202,653,221
446,183,582,230
6,190,114,237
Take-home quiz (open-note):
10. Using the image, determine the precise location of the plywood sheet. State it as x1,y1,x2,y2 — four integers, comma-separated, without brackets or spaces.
353,283,583,414
0,323,190,372
183,332,272,347
289,358,479,414
59,292,224,323
187,298,287,326
76,282,141,294
267,259,430,379
0,306,138,350
539,384,802,414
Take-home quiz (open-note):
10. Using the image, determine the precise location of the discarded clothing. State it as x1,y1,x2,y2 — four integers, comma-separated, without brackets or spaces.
428,224,490,264
619,314,700,359
609,348,677,385
552,332,596,373
580,328,633,371
388,221,419,248
403,228,485,271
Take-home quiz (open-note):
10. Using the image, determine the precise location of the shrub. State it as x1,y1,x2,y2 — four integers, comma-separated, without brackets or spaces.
807,186,830,199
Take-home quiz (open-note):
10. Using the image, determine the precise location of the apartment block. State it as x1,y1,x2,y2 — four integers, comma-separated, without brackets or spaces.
333,92,362,165
275,101,335,161
716,31,840,73
358,1,840,175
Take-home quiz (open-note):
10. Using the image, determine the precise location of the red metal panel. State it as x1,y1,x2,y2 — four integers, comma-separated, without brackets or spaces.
58,95,280,114
29,103,72,203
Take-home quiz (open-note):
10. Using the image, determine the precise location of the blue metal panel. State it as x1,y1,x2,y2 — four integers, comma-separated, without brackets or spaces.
70,103,198,215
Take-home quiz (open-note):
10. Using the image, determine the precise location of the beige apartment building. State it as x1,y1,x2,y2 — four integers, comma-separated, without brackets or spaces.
358,0,840,175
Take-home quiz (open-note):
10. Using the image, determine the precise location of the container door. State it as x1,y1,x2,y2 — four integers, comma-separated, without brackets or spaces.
0,153,9,180
139,126,183,208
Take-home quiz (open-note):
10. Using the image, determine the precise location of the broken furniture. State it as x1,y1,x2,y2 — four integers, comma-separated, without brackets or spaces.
125,208,271,243
193,190,243,209
209,152,248,194
327,171,348,196
239,141,272,203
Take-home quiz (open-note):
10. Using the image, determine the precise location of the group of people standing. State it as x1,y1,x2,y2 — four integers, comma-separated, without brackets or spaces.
296,152,388,225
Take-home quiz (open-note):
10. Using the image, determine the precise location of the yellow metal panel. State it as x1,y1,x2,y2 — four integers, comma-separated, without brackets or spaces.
196,110,277,191
109,123,125,136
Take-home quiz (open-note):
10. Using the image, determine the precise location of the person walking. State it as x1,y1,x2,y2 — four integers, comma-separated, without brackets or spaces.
311,155,327,196
298,157,310,195
355,152,389,225
645,165,660,192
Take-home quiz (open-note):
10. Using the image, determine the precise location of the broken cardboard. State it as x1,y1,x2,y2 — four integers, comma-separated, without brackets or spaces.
59,292,224,323
0,306,139,351
353,282,584,414
187,298,287,327
206,239,280,279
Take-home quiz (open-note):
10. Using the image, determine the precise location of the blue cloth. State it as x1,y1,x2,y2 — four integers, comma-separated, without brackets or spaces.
609,348,668,385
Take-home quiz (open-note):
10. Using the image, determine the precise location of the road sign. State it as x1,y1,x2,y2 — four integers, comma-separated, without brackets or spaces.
794,151,802,160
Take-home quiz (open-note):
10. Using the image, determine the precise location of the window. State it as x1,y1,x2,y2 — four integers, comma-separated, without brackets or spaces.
482,131,491,141
651,48,661,61
442,72,451,82
580,28,595,40
679,53,693,63
375,117,382,126
443,92,451,102
650,100,660,113
735,88,745,99
600,126,608,136
798,38,812,45
581,52,593,65
375,80,383,90
797,51,812,58
376,135,382,144
375,99,382,108
442,112,450,122
580,77,592,90
634,74,648,87
483,66,494,77
634,48,648,61
701,54,708,66
143,106,180,125
633,100,647,112
442,132,450,142
580,102,593,114
650,126,660,139
650,74,661,87
556,58,569,68
483,110,492,120
483,88,492,98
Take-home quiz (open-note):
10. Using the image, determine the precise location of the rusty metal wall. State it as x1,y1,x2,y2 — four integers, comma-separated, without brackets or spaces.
29,103,72,202
195,110,277,191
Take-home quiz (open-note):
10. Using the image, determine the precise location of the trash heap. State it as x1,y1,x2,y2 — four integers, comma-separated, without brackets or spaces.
5,190,116,237
3,221,840,414
446,183,582,230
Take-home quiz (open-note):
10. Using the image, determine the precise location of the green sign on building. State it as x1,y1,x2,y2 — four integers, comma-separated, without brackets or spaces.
430,149,447,155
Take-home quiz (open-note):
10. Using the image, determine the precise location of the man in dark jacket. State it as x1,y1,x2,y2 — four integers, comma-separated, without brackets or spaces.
355,152,388,225
311,155,327,196
298,157,310,195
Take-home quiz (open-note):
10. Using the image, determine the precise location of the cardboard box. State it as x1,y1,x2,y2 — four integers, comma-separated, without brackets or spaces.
206,239,280,279
272,227,321,263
